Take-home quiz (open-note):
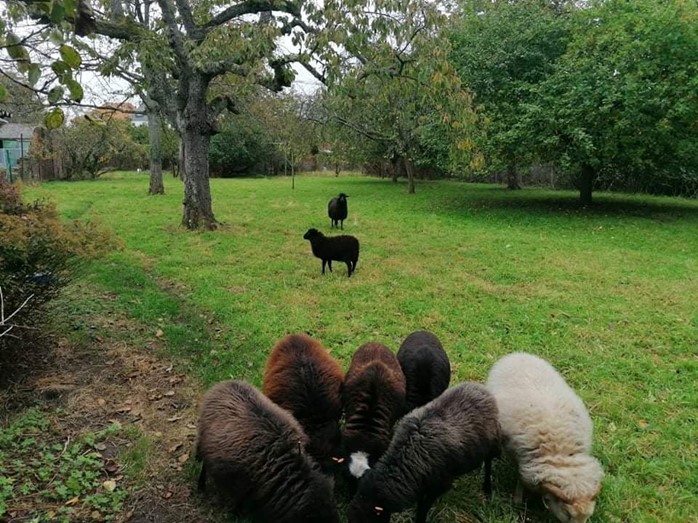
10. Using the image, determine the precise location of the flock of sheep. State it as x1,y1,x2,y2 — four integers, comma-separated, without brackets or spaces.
304,193,360,277
195,331,603,523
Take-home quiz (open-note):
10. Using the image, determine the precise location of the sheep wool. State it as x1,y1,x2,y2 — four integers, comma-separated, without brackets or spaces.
262,333,344,470
328,193,349,229
196,380,340,523
342,342,406,477
397,330,451,411
347,382,501,523
486,352,603,523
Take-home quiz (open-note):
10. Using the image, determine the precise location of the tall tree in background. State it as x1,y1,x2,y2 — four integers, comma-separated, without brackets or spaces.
526,0,698,204
321,0,480,193
450,0,571,189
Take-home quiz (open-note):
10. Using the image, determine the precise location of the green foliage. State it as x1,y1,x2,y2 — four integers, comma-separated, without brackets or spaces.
450,0,571,175
24,173,698,522
0,409,126,522
57,118,148,179
209,114,272,177
524,0,698,197
0,181,116,353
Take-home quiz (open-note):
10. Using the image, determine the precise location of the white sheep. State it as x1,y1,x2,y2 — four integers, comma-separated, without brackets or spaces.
486,352,603,523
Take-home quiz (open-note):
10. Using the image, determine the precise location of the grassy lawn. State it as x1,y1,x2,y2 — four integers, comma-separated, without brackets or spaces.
23,172,698,522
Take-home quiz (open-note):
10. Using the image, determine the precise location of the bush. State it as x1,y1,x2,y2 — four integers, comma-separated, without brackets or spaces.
0,181,116,357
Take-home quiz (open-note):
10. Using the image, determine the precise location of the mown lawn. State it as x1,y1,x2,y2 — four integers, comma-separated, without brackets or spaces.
24,172,698,522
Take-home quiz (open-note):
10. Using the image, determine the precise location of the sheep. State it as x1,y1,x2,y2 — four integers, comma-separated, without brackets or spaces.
303,228,359,277
342,342,406,482
486,352,603,523
347,382,501,523
397,330,451,411
262,333,344,471
195,380,340,523
328,192,349,229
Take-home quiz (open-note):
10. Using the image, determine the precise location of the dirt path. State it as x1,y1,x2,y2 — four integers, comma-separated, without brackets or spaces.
1,315,219,523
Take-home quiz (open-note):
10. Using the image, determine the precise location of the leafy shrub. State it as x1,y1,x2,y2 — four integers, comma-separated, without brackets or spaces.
0,181,116,355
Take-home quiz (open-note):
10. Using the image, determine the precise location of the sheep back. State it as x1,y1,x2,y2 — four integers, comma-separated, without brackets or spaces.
348,382,500,523
263,333,345,468
486,353,603,515
196,380,339,523
397,330,451,410
342,342,406,473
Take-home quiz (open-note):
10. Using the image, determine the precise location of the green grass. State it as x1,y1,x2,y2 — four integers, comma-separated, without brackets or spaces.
23,172,698,522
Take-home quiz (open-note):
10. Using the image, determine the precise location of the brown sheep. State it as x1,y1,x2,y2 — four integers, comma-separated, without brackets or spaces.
196,380,340,523
342,342,407,483
263,333,345,471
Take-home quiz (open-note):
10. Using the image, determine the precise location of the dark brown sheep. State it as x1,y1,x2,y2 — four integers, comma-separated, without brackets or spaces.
342,342,406,481
263,333,345,471
303,228,359,277
397,330,451,411
196,380,340,523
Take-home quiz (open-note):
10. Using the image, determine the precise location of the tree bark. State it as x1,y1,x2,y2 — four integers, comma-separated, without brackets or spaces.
506,163,522,190
405,157,416,194
180,75,217,230
579,163,595,205
147,105,164,195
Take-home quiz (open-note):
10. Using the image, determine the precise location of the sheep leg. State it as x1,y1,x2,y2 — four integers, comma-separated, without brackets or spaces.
483,457,493,498
415,491,439,523
340,220,344,230
346,261,352,277
197,462,207,492
322,260,327,274
327,260,333,272
513,478,524,505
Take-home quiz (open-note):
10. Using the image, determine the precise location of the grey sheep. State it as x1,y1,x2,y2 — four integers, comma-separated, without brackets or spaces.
328,192,349,229
397,330,451,411
195,380,340,523
347,382,501,523
303,228,359,277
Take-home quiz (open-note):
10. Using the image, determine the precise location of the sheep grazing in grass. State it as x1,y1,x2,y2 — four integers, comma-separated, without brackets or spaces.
196,380,340,523
486,353,603,523
397,330,451,411
328,193,349,229
262,333,344,471
347,382,501,523
303,228,359,277
342,342,406,481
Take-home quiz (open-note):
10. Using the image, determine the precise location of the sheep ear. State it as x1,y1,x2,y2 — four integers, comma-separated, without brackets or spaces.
540,482,574,504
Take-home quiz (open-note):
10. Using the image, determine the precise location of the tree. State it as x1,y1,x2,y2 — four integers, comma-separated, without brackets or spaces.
321,0,480,193
450,0,571,190
525,0,698,204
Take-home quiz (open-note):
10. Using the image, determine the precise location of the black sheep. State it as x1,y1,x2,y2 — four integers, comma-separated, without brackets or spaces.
196,380,340,523
303,228,359,277
347,382,501,523
262,333,345,472
342,342,406,481
328,193,349,229
397,330,451,411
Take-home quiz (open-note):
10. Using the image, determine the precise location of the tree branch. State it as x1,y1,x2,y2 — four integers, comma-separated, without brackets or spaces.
203,0,300,30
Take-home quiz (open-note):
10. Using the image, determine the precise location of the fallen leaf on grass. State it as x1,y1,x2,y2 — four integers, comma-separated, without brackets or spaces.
163,491,173,499
155,328,164,338
167,415,182,422
165,390,175,397
97,398,106,406
102,480,117,492
94,442,107,451
168,443,183,454
178,453,189,464
65,496,80,506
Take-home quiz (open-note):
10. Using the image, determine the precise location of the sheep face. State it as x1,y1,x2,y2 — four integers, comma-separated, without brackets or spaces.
304,228,321,240
543,494,596,523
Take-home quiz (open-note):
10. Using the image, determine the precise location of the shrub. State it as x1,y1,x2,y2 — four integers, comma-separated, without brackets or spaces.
0,181,116,357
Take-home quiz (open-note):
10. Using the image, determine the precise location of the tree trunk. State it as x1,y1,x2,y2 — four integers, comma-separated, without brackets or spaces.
579,164,595,205
405,157,416,194
506,163,522,190
180,75,216,230
147,106,164,195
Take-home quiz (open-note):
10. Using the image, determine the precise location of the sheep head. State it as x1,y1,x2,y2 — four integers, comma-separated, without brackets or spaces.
541,482,600,523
